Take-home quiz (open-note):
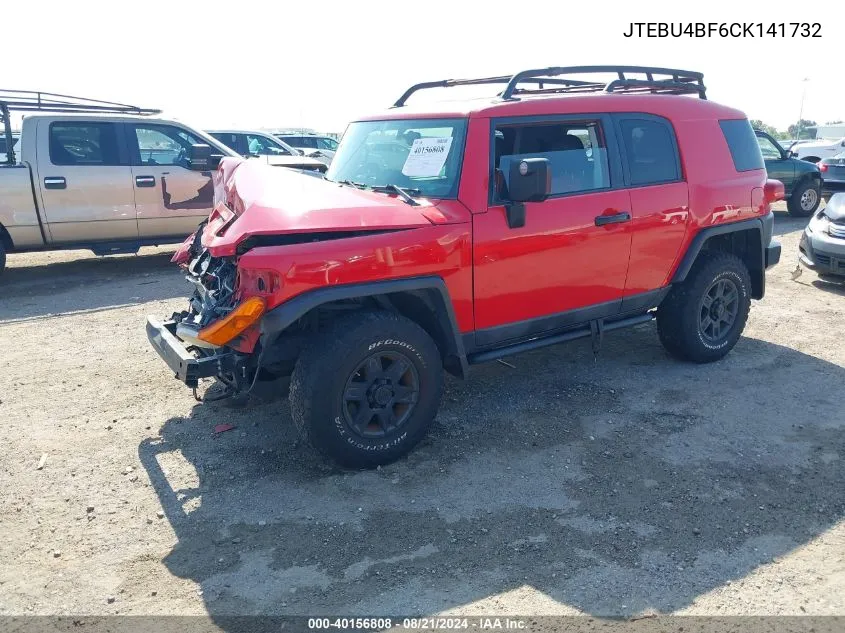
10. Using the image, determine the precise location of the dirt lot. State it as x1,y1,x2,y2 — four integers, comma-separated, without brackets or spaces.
1,207,844,623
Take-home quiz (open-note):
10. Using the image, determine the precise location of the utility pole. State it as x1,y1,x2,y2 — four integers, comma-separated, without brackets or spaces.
798,77,809,138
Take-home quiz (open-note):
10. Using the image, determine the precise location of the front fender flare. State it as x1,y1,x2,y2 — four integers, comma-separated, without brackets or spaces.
260,276,469,378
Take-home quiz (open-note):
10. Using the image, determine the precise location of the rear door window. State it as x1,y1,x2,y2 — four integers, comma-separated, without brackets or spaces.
720,119,765,171
616,116,681,186
49,122,122,166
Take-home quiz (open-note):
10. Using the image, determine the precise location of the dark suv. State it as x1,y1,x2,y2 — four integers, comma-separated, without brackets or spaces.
148,66,783,468
755,130,822,217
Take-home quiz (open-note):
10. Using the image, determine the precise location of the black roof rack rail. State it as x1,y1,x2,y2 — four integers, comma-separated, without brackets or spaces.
0,90,161,115
0,90,160,165
392,65,706,107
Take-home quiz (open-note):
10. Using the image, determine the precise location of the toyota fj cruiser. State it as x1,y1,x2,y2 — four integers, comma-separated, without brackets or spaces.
147,66,783,468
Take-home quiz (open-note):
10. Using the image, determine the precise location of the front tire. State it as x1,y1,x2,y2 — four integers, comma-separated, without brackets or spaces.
657,252,752,363
289,311,443,468
788,180,821,217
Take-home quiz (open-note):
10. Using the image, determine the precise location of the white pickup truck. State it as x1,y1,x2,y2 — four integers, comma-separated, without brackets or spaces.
791,137,845,163
0,110,244,275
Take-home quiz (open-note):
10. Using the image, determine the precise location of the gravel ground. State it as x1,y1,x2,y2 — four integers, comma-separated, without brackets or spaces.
0,206,843,623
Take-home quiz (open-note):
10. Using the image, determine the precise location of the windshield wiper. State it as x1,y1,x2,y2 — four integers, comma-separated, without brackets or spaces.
335,179,368,189
371,184,421,206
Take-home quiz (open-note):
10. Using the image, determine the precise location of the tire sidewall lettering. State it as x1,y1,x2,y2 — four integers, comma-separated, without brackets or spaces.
696,269,747,350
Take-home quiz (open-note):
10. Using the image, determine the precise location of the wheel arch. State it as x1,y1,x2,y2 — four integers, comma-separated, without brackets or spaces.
672,216,769,300
260,276,469,379
0,222,13,252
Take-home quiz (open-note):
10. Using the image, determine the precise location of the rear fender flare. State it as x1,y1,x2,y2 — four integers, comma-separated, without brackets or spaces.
260,276,469,378
671,215,769,299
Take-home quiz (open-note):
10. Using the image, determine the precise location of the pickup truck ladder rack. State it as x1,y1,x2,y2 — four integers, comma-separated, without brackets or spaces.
0,90,160,165
392,65,706,107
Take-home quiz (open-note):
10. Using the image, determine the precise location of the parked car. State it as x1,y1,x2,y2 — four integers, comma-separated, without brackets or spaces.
0,91,238,275
799,193,845,277
755,130,822,216
147,65,782,468
207,130,327,173
791,136,845,163
818,152,845,199
0,131,19,163
272,132,338,165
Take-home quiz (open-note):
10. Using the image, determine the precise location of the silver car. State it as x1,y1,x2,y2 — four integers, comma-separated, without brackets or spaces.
799,193,845,277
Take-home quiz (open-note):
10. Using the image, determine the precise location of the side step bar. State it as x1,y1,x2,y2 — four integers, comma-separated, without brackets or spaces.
466,313,655,365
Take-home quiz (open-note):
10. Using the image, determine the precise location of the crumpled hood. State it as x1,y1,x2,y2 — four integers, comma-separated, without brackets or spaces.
824,193,845,221
200,158,454,256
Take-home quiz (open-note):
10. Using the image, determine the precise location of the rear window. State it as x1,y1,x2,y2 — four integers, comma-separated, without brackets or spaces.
720,119,765,172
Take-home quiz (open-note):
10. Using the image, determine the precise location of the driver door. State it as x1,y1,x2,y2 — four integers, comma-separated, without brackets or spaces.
127,123,215,239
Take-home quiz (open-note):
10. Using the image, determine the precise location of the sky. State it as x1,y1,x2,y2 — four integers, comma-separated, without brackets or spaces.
4,0,844,135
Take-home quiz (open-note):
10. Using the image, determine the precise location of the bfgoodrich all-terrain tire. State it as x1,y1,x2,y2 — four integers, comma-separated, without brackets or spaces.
657,251,752,363
289,311,443,468
787,180,821,217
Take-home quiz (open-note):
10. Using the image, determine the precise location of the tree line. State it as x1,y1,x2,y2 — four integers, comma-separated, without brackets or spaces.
751,119,845,141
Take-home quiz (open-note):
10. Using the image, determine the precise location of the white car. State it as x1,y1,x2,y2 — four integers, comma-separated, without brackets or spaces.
792,137,845,163
272,132,338,166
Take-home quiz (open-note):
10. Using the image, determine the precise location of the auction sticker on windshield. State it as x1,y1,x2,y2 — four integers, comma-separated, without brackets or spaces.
402,137,453,177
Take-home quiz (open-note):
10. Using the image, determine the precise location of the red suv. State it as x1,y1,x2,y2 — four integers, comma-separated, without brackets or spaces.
147,66,783,468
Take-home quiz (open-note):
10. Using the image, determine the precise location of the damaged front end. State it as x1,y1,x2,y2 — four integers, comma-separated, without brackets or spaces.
146,227,261,395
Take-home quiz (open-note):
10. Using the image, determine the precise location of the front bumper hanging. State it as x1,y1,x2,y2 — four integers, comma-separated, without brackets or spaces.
146,317,237,388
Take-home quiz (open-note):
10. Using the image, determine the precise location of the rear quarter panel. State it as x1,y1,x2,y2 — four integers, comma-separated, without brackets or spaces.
668,117,767,283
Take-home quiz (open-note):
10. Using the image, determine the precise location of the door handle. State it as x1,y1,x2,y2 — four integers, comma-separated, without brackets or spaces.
135,175,156,187
594,211,631,226
44,177,66,190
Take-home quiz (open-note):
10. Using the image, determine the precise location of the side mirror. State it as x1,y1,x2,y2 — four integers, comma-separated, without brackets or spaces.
188,144,221,170
504,158,551,228
508,158,551,202
786,150,797,159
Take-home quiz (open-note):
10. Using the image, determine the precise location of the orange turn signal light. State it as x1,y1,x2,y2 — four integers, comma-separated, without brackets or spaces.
197,296,266,346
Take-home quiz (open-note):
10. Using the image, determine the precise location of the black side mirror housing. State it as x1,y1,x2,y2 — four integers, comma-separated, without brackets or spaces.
503,158,551,229
508,158,551,202
188,144,222,171
786,150,797,159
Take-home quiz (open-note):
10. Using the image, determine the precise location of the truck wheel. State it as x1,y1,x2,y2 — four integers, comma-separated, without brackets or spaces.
0,240,6,276
788,181,821,217
289,311,443,468
657,252,751,363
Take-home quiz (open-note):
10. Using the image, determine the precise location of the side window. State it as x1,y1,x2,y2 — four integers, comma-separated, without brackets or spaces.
719,119,765,172
49,122,121,166
210,132,241,154
132,125,204,167
618,118,680,186
298,137,318,149
494,120,610,197
756,134,783,160
316,137,339,151
246,134,291,156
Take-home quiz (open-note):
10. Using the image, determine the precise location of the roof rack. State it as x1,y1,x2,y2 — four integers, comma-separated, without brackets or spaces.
0,90,160,164
392,65,706,107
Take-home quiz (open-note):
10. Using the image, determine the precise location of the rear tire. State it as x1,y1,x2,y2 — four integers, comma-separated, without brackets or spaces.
788,180,821,217
0,240,6,276
657,252,752,363
289,311,443,468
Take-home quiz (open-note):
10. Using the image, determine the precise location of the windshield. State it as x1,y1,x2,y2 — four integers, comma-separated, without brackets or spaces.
326,118,467,199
